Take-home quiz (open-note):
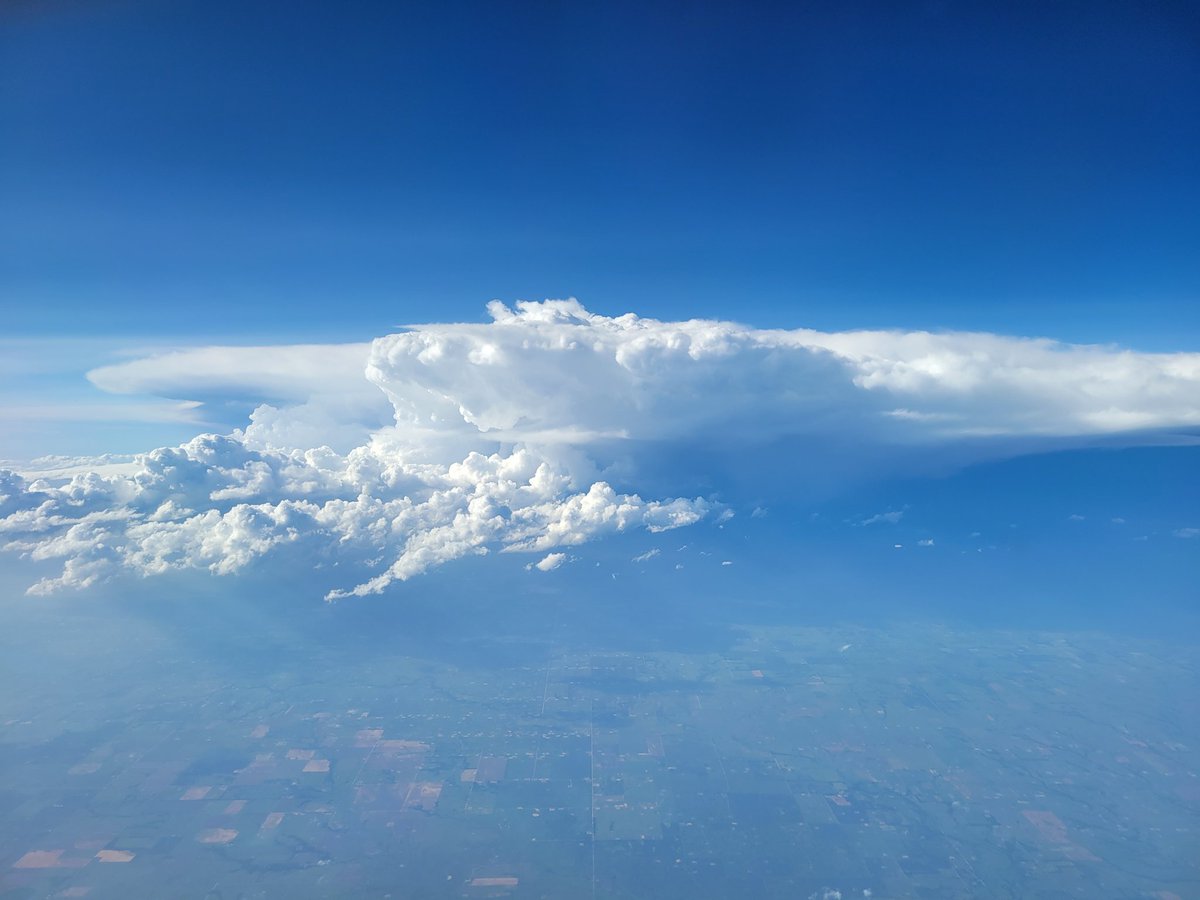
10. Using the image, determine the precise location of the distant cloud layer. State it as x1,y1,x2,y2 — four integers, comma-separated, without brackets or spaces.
3,300,1199,598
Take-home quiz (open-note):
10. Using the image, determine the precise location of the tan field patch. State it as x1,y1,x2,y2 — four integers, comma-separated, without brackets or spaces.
13,849,64,868
460,768,478,782
303,759,330,773
261,812,285,829
180,786,211,801
196,828,238,845
1023,809,1100,862
95,850,135,863
470,877,519,887
287,749,316,760
405,781,443,810
223,800,246,815
68,763,101,775
355,728,384,746
378,739,430,752
249,724,269,739
1023,809,1069,843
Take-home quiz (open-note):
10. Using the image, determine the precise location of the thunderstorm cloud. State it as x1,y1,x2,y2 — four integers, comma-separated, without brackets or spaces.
3,300,1198,599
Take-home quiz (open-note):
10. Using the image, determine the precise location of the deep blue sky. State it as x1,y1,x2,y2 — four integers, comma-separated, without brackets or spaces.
2,0,1198,346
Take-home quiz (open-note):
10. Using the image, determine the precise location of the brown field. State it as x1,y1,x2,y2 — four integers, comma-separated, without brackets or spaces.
13,850,63,869
95,850,135,863
196,828,238,844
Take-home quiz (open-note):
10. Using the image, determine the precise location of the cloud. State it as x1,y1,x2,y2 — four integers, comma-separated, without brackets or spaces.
531,552,567,572
859,510,904,526
87,343,374,403
0,399,205,425
2,454,141,481
87,343,392,452
3,299,1199,600
1174,527,1199,539
0,436,707,599
632,548,661,563
367,299,1200,444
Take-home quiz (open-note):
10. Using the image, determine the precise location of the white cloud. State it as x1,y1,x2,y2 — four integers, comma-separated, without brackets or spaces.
0,435,707,599
1174,527,1200,539
3,299,1198,600
87,343,393,453
87,342,374,403
531,552,567,572
859,510,904,526
0,399,205,424
632,548,661,563
365,299,1200,444
4,454,141,481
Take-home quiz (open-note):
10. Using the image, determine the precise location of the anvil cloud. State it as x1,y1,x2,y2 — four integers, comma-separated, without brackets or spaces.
3,300,1198,599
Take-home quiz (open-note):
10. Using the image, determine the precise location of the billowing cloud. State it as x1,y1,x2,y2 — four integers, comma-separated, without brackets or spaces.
367,299,1200,443
2,299,1198,599
0,436,707,599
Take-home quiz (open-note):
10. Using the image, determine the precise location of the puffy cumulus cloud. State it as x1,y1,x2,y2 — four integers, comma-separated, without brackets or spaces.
0,434,707,598
3,299,1198,600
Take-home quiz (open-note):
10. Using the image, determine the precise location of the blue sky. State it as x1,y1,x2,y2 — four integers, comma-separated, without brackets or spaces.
2,0,1197,344
0,2,1197,621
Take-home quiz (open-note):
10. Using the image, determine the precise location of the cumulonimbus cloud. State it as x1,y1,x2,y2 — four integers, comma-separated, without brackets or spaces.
2,299,1197,599
369,299,1200,441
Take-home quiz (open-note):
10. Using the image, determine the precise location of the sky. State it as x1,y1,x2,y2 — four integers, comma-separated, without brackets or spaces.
0,1,1197,626
3,0,1198,344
